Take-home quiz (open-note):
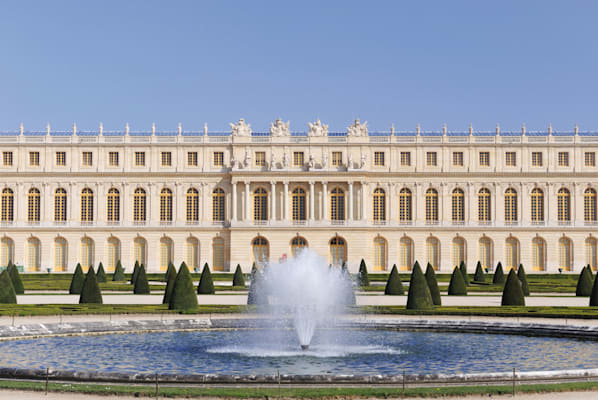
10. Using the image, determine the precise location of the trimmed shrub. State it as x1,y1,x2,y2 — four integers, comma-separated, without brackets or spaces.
232,264,245,287
493,262,505,284
0,270,16,304
7,262,24,295
406,262,433,310
96,262,107,283
133,264,150,294
448,267,467,295
358,259,369,287
576,265,594,297
169,263,198,311
247,268,267,305
502,269,525,306
69,263,85,294
459,261,469,286
130,261,140,284
517,264,530,296
473,261,485,283
590,272,598,306
112,260,125,281
164,262,175,282
79,266,103,304
197,263,215,294
162,262,180,304
425,263,442,306
384,265,404,295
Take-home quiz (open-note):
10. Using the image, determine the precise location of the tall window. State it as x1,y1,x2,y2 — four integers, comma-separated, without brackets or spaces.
291,236,308,257
80,237,94,271
373,237,387,271
478,188,491,222
373,188,386,222
1,188,14,222
160,188,173,222
426,237,440,270
255,151,266,167
187,151,198,166
107,188,120,222
479,151,490,166
2,151,13,167
253,188,268,221
292,188,306,221
426,152,437,166
252,236,269,265
108,151,119,167
213,237,225,271
558,151,569,167
452,151,463,166
532,152,543,167
505,237,519,270
81,152,93,166
27,237,41,272
186,188,200,222
135,151,146,166
584,188,597,222
160,151,172,167
425,188,438,223
532,237,546,271
559,237,572,271
531,188,544,222
400,151,411,166
293,152,304,166
56,151,66,166
330,187,345,221
1,237,14,267
399,237,413,271
585,152,596,167
479,237,492,270
29,151,40,166
134,237,146,266
374,151,385,166
399,188,412,221
160,237,173,271
54,237,67,272
186,237,199,270
107,237,120,272
330,236,346,266
452,237,466,268
557,188,571,222
586,237,597,271
451,188,465,222
505,151,516,167
332,152,342,166
212,188,225,221
80,188,94,222
27,188,41,222
213,151,224,167
504,188,517,222
133,188,147,222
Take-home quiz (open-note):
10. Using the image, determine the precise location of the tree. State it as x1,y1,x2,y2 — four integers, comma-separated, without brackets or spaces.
69,263,85,294
406,262,433,310
448,266,467,295
517,264,530,296
384,265,404,295
164,262,176,282
358,259,369,287
169,262,198,311
162,262,180,304
133,264,150,294
0,270,16,304
79,266,103,304
96,262,107,283
473,261,485,283
576,265,594,297
459,261,469,286
425,263,442,306
7,262,24,295
232,264,245,287
501,269,525,306
197,263,215,294
493,262,505,284
112,260,125,281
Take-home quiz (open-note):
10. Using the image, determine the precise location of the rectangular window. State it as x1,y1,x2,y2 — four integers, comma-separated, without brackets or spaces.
479,151,490,167
400,151,411,166
374,151,385,166
505,151,516,167
426,152,437,166
558,151,569,167
255,151,266,167
293,152,304,166
187,151,198,166
332,151,342,166
161,151,172,167
452,151,464,166
108,151,119,167
213,151,224,167
82,152,93,167
55,151,66,166
29,151,40,166
585,152,596,167
531,152,543,167
135,151,146,167
3,152,13,167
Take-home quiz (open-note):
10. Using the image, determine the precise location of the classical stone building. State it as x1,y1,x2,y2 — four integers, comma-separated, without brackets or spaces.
0,119,597,274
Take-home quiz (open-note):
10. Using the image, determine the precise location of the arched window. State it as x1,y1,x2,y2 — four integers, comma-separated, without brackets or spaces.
1,188,14,222
557,188,571,222
134,237,147,266
504,188,517,222
584,188,597,222
425,188,438,223
80,188,94,222
451,188,465,222
291,188,306,221
252,236,269,265
330,187,345,221
212,188,225,222
531,188,544,222
54,188,67,222
81,237,94,271
27,237,41,272
253,188,268,221
213,237,225,271
479,237,492,270
532,237,546,271
107,237,120,272
399,188,412,222
54,237,67,272
186,188,200,222
426,236,440,270
160,188,173,222
329,236,346,266
28,188,40,222
186,237,199,270
505,237,519,270
107,188,120,222
478,188,491,222
559,237,572,271
399,237,413,271
133,188,146,222
291,236,308,257
373,188,386,222
586,237,597,271
1,237,14,267
160,237,173,271
374,236,387,271
452,237,466,268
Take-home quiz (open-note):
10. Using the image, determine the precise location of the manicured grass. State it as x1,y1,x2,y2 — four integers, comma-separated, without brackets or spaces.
0,304,246,316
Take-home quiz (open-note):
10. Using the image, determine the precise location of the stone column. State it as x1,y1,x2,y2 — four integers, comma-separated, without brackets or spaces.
121,182,127,223
270,181,276,221
348,182,353,221
231,182,237,221
245,181,251,221
387,183,392,222
309,181,315,221
322,182,328,221
201,183,207,222
283,181,289,220
361,182,367,221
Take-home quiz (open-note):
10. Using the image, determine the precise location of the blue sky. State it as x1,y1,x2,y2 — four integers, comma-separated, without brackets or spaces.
0,1,596,133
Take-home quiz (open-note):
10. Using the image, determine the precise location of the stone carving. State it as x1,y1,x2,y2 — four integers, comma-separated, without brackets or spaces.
308,119,328,137
230,154,237,169
243,150,251,167
308,155,315,169
322,153,328,168
230,118,251,137
347,119,368,137
282,153,289,168
270,152,276,169
270,119,290,136
360,154,367,169
347,153,353,169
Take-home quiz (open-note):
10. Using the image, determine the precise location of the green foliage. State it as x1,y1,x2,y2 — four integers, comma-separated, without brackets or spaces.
79,267,103,304
130,261,140,284
69,264,85,294
0,270,16,304
162,262,180,304
164,262,175,282
197,263,215,294
517,264,530,296
247,268,266,305
406,262,433,310
448,267,467,295
95,262,107,283
576,265,593,296
133,264,150,294
493,262,505,284
7,262,24,294
169,263,198,311
112,260,125,281
232,264,245,287
473,261,485,283
591,272,598,306
358,259,369,287
502,269,525,306
425,263,441,306
459,261,469,286
384,265,404,295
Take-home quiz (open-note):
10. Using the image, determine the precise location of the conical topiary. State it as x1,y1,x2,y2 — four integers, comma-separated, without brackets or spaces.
197,263,215,294
247,268,266,305
406,262,434,310
162,262,180,304
473,261,485,283
493,262,505,284
384,265,404,295
133,264,150,294
164,262,175,282
69,263,85,294
130,261,140,284
459,261,469,286
0,270,16,303
448,266,467,295
501,269,525,306
7,262,24,295
112,260,125,281
590,273,598,306
576,265,594,297
96,262,107,283
232,264,245,287
358,259,369,287
517,264,530,296
425,262,442,306
169,262,198,311
79,266,103,304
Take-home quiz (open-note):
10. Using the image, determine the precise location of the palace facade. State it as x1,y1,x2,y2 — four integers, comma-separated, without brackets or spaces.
0,119,597,274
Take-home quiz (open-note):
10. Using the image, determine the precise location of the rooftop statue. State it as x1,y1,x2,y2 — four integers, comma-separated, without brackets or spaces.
270,119,290,136
308,119,328,137
230,118,251,137
347,119,368,137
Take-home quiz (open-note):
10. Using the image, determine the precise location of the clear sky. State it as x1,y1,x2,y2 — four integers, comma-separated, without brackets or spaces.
0,1,596,133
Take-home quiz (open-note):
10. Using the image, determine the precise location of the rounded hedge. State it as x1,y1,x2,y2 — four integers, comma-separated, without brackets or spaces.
169,263,198,311
79,266,103,304
448,267,467,296
406,262,433,310
425,263,442,306
197,263,215,294
501,269,525,306
0,270,16,304
69,263,85,294
384,264,404,295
